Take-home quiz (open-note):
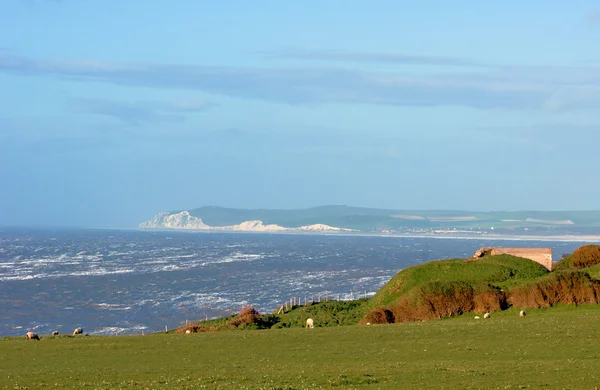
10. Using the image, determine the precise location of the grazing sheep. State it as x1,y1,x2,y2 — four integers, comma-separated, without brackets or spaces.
519,310,527,317
306,318,314,328
185,329,191,334
52,331,59,336
26,332,39,340
474,316,480,320
73,327,83,335
483,312,491,319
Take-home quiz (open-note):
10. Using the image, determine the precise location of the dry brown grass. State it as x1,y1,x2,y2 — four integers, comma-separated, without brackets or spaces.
570,244,600,269
510,271,600,308
363,281,507,323
228,306,263,329
359,307,395,324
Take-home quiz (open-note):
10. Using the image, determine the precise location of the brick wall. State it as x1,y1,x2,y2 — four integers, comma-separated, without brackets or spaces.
489,248,553,271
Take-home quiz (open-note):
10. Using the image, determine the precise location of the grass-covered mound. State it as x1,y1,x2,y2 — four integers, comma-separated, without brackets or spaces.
552,244,600,284
365,246,600,323
363,254,549,323
570,244,600,269
369,254,549,308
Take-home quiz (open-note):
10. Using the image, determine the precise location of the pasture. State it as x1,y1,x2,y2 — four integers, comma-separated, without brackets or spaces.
2,305,600,389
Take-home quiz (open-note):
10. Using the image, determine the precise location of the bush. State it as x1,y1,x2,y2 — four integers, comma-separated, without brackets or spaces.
510,271,600,308
229,307,263,329
570,245,600,269
360,307,395,324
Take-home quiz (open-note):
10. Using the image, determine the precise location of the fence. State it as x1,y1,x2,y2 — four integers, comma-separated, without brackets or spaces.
275,290,374,314
178,290,376,326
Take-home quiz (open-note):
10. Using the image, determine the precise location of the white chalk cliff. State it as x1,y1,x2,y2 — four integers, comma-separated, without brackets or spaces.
139,211,355,232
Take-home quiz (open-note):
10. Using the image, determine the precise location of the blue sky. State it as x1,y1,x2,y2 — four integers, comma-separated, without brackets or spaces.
1,0,599,227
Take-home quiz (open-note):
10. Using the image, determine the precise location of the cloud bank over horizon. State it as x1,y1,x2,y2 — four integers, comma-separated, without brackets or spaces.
1,51,600,112
1,1,599,227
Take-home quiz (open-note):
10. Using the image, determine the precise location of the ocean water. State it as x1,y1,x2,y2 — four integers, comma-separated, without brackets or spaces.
0,228,587,336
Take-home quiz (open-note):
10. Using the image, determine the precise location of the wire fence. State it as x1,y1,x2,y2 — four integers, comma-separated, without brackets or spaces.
275,290,375,314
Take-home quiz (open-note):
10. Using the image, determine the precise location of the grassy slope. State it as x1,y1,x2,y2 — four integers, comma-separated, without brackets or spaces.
369,254,550,308
185,205,600,229
3,305,600,389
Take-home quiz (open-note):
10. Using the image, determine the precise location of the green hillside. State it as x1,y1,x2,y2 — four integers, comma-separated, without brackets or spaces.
4,306,600,389
368,254,550,308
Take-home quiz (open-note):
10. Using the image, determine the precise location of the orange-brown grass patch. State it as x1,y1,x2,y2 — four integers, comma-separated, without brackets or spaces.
359,307,395,324
364,281,507,323
228,306,264,329
510,271,600,308
570,244,600,269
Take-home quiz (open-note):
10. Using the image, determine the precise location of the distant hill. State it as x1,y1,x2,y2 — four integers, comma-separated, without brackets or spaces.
139,205,600,232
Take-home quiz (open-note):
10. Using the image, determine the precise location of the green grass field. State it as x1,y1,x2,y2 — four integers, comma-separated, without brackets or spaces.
3,305,600,389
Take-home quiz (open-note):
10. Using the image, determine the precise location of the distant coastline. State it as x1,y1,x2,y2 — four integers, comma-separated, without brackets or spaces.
135,226,600,243
138,206,600,243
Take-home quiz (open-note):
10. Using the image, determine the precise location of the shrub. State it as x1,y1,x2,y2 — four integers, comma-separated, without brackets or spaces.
570,245,600,269
229,306,263,329
510,271,600,308
360,307,395,324
228,307,279,329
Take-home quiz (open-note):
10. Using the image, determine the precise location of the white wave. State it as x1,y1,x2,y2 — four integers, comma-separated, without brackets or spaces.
93,303,132,311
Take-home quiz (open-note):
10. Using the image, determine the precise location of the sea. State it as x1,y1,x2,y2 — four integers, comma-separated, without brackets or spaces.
0,228,590,337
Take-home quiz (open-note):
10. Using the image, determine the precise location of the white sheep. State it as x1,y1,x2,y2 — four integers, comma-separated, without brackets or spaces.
26,331,39,340
483,312,491,319
519,310,526,317
185,329,191,334
73,327,83,335
306,318,314,328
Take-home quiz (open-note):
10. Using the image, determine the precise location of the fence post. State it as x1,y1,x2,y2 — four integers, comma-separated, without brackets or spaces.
326,292,328,302
318,293,321,303
338,293,340,302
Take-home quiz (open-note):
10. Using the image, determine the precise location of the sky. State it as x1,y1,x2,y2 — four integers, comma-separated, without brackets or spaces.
1,0,599,227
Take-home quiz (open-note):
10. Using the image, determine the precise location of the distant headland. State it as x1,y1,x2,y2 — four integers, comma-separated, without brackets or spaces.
139,206,600,241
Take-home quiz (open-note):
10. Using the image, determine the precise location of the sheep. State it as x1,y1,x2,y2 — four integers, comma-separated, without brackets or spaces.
73,327,83,335
474,316,480,320
52,331,59,336
519,310,527,317
26,332,39,340
185,329,191,334
483,312,491,319
306,318,314,328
